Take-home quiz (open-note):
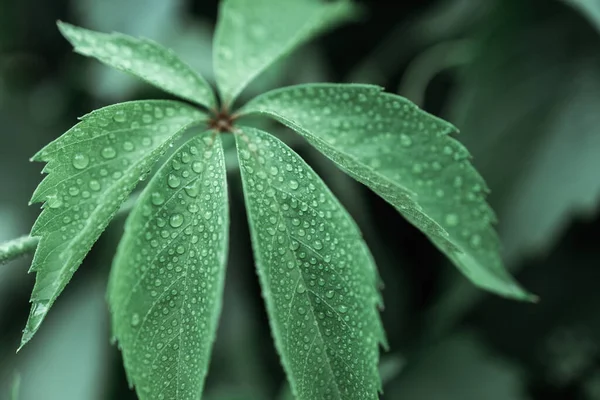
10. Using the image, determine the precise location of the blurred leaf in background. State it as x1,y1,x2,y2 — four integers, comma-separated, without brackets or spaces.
446,0,600,264
1,277,110,400
420,0,600,336
387,330,530,400
10,374,20,400
564,0,600,32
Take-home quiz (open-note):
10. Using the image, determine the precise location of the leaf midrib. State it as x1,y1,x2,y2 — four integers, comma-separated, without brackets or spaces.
256,184,343,399
40,126,194,306
250,153,373,399
218,3,335,104
249,109,479,255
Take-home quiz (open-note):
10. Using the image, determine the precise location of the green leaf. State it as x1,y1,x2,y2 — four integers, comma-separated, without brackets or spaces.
446,5,600,264
277,354,405,400
58,21,217,110
235,126,385,400
387,331,529,400
15,278,111,400
108,133,229,400
10,373,20,400
564,0,600,32
213,0,357,105
72,0,215,102
429,4,600,335
23,100,206,349
241,84,534,301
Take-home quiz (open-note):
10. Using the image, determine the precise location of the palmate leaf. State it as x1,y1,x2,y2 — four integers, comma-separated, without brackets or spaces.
235,126,385,400
213,0,358,105
58,22,217,110
241,84,534,301
108,133,228,400
23,100,206,349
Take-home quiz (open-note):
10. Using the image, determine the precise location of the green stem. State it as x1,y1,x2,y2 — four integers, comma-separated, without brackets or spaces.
0,236,38,266
0,192,141,266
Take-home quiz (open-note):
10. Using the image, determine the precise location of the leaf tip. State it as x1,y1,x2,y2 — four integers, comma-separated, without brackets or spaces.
506,283,539,303
17,300,50,352
15,341,26,354
29,152,44,163
56,20,72,36
527,293,541,303
56,21,84,47
16,328,34,353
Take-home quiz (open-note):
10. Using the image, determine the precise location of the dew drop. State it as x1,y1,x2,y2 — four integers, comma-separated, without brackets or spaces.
412,163,423,174
470,234,482,247
101,146,117,159
151,192,165,206
289,180,299,190
167,174,181,188
445,213,459,227
131,313,140,327
123,141,134,152
113,110,127,123
184,184,199,197
72,153,89,170
400,134,412,147
89,179,101,191
240,149,251,160
169,213,184,228
192,161,204,174
338,305,348,314
297,284,306,294
46,195,62,209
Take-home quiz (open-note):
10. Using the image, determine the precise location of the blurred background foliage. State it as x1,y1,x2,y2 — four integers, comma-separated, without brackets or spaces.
1,0,600,399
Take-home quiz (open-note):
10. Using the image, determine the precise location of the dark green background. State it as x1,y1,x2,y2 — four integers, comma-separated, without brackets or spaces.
1,0,599,399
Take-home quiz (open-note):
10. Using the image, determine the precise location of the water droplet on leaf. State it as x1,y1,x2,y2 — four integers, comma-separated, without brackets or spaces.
167,174,181,188
169,213,184,228
151,192,165,206
72,153,89,169
101,146,117,159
